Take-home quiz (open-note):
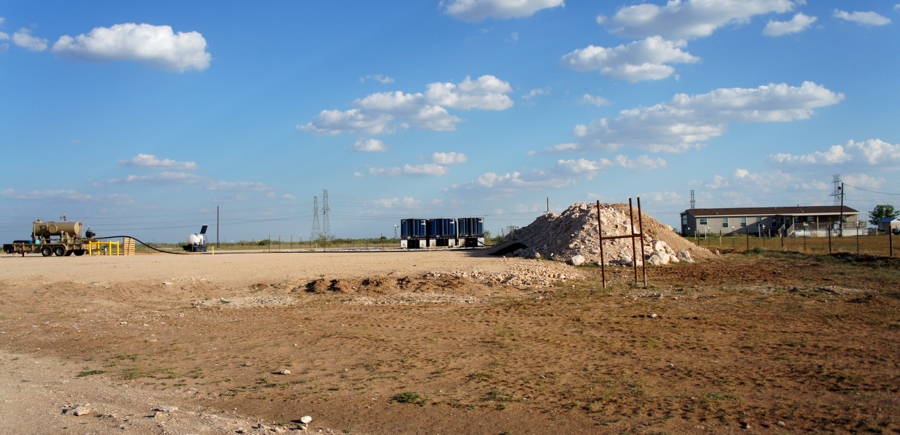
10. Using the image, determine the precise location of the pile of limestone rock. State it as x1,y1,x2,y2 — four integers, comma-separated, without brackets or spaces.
498,202,714,266
426,260,580,287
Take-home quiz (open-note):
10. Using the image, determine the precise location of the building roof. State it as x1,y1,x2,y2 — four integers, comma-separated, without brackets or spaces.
683,205,858,217
877,217,900,223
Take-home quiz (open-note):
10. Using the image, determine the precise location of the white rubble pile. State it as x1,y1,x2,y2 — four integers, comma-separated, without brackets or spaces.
426,261,580,287
503,202,712,266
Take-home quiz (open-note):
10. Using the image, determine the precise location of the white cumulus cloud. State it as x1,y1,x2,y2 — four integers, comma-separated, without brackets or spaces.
1,188,132,204
299,75,513,136
448,171,572,198
105,172,203,186
599,0,795,39
0,15,8,51
553,158,612,179
842,173,885,191
424,75,514,110
102,171,267,192
368,163,451,177
763,12,817,36
769,139,900,167
571,82,843,153
833,10,891,26
562,36,699,82
52,23,211,72
613,154,668,170
578,94,611,107
299,109,396,136
522,88,550,99
432,152,468,165
702,168,832,201
12,28,48,52
540,143,581,154
351,138,388,153
449,153,669,197
359,74,395,84
441,0,564,22
404,163,450,176
374,197,423,208
118,153,198,170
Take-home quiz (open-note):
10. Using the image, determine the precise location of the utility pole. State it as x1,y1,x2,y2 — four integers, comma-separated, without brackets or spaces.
839,182,845,237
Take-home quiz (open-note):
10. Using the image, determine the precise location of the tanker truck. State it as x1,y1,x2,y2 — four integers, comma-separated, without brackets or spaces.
3,219,96,257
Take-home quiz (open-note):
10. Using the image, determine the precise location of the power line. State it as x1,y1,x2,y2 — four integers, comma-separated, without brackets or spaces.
843,183,900,196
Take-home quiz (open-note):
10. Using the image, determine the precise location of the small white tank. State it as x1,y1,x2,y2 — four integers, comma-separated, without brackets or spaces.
187,233,205,245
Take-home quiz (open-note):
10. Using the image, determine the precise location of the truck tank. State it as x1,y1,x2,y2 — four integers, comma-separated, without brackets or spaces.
33,220,83,239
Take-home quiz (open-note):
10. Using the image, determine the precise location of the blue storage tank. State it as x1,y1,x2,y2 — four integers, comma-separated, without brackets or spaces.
429,218,457,238
428,219,438,237
400,218,430,239
457,217,484,236
400,219,412,239
415,219,428,238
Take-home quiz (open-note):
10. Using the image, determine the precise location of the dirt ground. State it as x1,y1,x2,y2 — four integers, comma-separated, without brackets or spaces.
1,249,898,434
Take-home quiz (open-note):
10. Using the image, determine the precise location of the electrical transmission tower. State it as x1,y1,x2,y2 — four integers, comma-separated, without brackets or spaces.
311,196,321,242
322,189,330,241
830,174,843,206
690,190,695,209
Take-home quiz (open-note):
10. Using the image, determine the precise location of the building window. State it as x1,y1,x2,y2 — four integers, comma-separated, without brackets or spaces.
722,217,729,228
699,217,708,225
741,217,747,228
756,217,763,223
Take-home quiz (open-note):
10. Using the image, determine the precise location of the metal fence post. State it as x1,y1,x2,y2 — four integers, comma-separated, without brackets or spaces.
596,201,606,289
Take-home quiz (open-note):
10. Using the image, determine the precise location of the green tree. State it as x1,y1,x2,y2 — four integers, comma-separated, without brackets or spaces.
868,204,899,226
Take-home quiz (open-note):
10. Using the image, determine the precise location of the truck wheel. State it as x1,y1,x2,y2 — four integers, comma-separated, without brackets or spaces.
54,246,66,256
41,247,53,257
74,250,85,256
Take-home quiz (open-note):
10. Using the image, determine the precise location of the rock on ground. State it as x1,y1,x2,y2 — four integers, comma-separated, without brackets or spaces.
497,202,714,266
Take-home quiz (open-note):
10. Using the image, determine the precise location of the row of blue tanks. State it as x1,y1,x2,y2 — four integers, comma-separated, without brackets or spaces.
399,217,484,249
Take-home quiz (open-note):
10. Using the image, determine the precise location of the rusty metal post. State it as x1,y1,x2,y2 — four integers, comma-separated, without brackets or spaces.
596,201,606,289
637,197,647,287
628,198,639,285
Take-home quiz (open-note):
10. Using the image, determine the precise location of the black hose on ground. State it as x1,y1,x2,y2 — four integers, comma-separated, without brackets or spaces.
95,235,190,255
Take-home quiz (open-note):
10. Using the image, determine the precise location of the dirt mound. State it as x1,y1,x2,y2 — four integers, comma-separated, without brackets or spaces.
496,202,715,265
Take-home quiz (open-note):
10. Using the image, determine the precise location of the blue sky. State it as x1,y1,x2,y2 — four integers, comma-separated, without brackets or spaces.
2,0,899,243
